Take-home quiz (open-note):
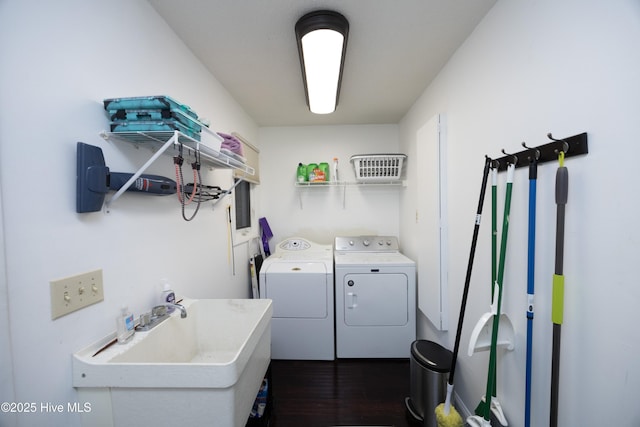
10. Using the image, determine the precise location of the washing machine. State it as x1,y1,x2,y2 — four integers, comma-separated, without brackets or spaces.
259,237,334,360
334,235,416,358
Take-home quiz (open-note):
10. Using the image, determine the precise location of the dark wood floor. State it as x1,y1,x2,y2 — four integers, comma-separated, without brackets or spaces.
268,359,421,427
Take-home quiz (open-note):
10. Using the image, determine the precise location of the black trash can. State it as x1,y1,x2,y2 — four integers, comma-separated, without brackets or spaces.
406,340,452,427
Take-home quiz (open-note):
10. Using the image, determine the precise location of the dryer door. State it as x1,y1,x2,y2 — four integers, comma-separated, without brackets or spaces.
343,273,409,326
263,262,329,318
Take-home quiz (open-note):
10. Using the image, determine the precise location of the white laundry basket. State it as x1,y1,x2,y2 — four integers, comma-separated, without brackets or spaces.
350,154,406,182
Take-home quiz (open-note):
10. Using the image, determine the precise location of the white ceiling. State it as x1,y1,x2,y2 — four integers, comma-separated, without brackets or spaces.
148,0,497,127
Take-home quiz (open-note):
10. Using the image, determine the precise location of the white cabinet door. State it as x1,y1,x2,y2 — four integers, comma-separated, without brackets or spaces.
417,113,449,331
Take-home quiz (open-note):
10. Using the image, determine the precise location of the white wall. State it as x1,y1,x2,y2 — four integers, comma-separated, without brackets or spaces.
0,1,259,426
4,1,640,427
400,1,640,426
258,125,402,246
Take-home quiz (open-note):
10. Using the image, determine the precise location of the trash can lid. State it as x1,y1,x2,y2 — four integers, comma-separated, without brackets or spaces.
410,340,452,373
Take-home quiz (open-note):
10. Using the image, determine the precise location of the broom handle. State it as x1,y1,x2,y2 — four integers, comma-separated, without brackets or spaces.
448,156,492,384
550,161,568,427
482,162,515,420
525,153,538,427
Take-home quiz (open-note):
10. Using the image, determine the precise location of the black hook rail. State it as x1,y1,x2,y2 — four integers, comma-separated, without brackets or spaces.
492,132,588,171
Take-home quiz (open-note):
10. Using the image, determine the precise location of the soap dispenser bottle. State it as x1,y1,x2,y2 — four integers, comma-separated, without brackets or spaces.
116,306,135,344
161,281,176,313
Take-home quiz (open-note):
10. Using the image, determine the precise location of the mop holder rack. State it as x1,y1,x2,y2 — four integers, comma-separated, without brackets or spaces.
491,132,588,171
468,312,515,355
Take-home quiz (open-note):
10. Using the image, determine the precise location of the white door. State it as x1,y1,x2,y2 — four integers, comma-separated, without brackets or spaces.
343,273,408,326
417,113,449,331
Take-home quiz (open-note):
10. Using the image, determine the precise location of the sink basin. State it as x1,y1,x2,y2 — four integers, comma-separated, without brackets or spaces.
73,298,272,427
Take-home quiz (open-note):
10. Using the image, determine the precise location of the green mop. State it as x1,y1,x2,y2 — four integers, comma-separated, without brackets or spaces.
467,161,515,427
475,161,499,419
470,161,507,426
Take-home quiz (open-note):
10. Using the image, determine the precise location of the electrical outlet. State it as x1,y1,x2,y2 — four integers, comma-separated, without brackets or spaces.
50,269,104,319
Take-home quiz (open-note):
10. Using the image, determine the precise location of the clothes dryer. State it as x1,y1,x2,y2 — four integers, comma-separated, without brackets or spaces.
334,236,416,358
259,237,334,360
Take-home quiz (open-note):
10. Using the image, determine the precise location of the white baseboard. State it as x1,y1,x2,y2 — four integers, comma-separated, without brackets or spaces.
454,389,473,419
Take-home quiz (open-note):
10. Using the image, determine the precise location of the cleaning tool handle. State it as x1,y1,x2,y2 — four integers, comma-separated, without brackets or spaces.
550,157,568,427
551,323,562,427
497,163,515,286
437,159,491,427
525,313,534,426
553,170,567,321
527,178,537,295
490,282,499,314
491,166,498,297
506,161,515,183
552,274,565,324
555,167,568,274
528,156,538,180
523,153,538,427
555,166,568,205
444,382,454,414
449,156,492,385
481,162,515,421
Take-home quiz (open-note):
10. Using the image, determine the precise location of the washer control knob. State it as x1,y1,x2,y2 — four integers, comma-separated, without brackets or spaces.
363,239,370,246
349,240,354,246
387,240,392,246
378,240,383,246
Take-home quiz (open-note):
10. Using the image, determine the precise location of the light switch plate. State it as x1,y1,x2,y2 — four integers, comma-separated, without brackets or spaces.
50,269,104,319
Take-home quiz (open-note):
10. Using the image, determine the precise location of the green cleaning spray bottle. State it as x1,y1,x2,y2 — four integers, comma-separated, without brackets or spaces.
297,163,307,182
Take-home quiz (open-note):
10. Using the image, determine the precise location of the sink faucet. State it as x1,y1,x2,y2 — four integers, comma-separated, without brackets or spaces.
138,303,187,331
165,303,187,318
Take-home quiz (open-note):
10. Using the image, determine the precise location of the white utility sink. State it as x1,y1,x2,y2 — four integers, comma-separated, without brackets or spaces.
73,298,272,427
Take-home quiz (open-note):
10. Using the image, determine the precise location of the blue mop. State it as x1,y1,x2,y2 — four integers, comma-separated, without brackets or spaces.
524,145,539,427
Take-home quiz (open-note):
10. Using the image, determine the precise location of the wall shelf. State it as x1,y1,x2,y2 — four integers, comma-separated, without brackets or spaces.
295,180,405,209
295,180,405,187
99,130,254,209
101,130,254,172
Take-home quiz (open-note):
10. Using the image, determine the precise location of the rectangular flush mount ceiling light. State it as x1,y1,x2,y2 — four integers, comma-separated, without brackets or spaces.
295,10,349,114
